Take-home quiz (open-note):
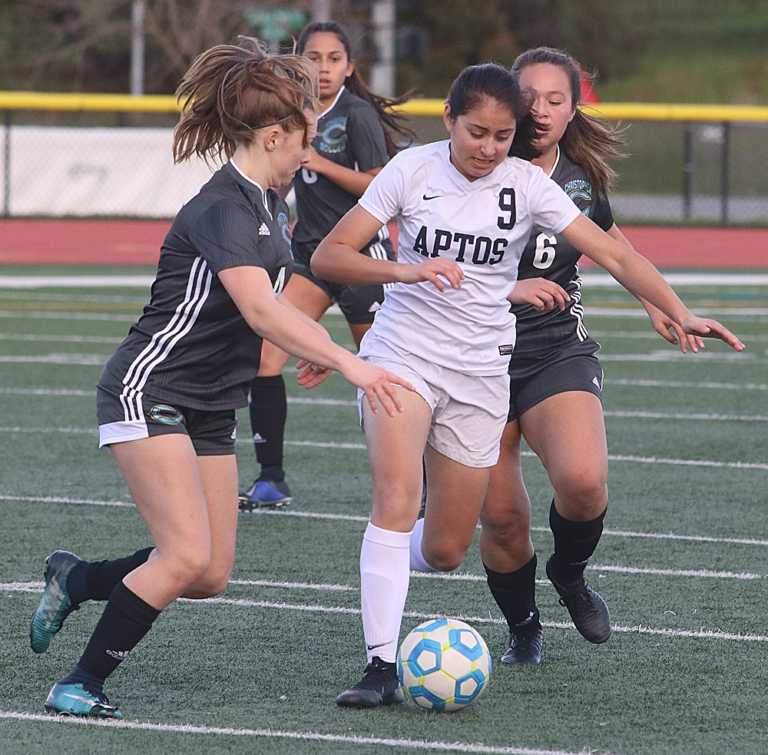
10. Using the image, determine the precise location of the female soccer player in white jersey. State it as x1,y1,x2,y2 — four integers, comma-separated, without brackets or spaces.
479,47,708,665
28,39,411,720
241,21,413,509
311,62,744,708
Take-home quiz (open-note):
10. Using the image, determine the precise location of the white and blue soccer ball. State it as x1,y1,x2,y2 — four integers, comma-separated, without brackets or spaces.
397,617,491,712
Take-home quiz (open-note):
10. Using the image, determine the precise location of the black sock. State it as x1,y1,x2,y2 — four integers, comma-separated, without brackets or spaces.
249,375,287,481
67,547,153,604
549,501,607,583
60,581,160,692
484,554,539,629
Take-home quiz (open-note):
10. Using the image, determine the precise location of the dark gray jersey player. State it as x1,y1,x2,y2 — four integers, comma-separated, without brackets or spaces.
506,147,613,416
291,86,395,323
99,162,292,420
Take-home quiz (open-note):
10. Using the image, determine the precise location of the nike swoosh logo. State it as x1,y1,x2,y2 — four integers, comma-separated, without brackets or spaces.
366,641,389,651
422,194,441,200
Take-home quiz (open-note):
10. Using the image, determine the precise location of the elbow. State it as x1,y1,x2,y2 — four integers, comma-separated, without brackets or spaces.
310,241,332,280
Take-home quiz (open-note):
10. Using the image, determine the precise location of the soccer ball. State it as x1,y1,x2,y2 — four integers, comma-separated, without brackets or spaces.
397,617,491,712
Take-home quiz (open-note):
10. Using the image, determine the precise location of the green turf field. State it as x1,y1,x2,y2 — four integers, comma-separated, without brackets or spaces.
0,271,766,754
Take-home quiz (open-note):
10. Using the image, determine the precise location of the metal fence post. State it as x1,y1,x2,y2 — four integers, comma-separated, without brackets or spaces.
3,110,9,217
720,120,730,226
682,123,693,222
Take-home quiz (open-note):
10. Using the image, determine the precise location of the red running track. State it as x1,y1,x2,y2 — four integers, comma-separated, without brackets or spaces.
0,220,766,268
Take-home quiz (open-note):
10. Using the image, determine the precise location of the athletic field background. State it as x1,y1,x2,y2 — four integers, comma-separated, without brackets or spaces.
0,220,765,753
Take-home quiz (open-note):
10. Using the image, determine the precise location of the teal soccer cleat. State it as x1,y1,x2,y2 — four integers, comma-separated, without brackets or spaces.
44,683,123,719
30,550,82,654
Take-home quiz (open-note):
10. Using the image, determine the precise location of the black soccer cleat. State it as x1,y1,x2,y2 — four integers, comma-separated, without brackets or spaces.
501,610,544,666
336,656,405,708
546,556,611,644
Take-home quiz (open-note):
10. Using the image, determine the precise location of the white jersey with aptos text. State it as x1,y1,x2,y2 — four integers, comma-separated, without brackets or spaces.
358,140,581,375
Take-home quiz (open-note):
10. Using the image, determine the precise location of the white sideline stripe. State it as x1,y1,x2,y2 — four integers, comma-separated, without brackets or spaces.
3,583,766,643
8,582,768,643
4,493,768,551
2,351,764,368
0,306,766,323
0,275,154,288
0,310,135,322
0,333,120,344
1,427,767,471
0,711,579,755
2,272,768,288
2,388,766,423
611,377,768,391
580,273,768,287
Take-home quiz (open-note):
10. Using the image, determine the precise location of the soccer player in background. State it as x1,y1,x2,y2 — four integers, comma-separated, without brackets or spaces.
29,38,411,719
310,63,744,708
479,47,707,665
241,20,413,509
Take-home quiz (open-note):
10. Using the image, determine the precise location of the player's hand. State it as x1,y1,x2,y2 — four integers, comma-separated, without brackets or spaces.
507,278,570,311
296,359,333,389
398,259,464,293
680,315,746,352
301,147,324,172
645,304,704,353
339,358,415,417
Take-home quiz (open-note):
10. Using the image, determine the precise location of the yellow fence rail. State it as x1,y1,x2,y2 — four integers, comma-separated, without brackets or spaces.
0,91,767,122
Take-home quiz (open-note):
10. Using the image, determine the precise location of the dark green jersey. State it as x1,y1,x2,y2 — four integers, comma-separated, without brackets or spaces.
292,87,389,247
510,148,614,359
99,162,292,412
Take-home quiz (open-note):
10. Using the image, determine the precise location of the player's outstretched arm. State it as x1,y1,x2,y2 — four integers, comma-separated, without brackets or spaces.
219,266,414,415
605,224,704,353
561,215,745,351
312,206,463,292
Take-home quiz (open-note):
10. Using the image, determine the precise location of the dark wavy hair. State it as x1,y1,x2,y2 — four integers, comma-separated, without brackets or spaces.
297,21,414,156
512,47,626,193
173,37,318,164
445,63,542,160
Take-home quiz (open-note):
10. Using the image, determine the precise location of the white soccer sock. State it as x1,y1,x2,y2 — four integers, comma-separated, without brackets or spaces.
409,517,438,572
360,522,411,664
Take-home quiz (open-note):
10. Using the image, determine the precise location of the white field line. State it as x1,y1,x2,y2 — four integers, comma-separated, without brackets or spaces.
2,582,765,643
3,493,768,549
0,711,584,755
0,310,135,322
0,305,766,323
0,425,766,470
1,387,765,422
610,377,768,391
2,272,768,288
1,351,764,367
0,333,120,344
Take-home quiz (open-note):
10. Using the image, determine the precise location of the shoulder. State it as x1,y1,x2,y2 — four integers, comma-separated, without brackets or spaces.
339,90,376,116
390,141,445,170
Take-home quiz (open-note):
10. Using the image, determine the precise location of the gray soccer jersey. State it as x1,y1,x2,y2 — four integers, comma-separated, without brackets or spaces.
358,140,581,376
292,87,389,247
511,146,614,359
99,161,292,415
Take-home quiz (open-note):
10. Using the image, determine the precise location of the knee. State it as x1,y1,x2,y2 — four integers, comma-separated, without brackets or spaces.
188,565,231,598
554,469,608,516
422,540,466,572
161,546,212,591
372,481,420,530
480,506,530,551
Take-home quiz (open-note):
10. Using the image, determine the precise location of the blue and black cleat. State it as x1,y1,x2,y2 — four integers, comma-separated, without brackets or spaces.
30,550,82,654
238,478,292,510
44,682,123,719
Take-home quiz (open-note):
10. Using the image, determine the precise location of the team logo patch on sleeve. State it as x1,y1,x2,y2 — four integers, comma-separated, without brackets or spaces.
563,178,593,213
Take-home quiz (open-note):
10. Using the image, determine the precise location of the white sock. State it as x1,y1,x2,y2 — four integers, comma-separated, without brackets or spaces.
360,522,411,664
409,517,438,572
